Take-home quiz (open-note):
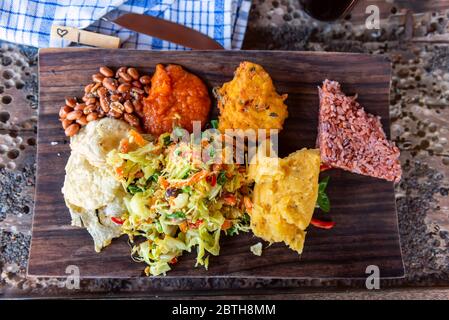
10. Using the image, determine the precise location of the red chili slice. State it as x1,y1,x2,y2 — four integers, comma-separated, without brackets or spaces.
170,257,178,264
188,219,203,229
310,218,335,229
206,174,217,187
320,163,332,172
111,217,124,225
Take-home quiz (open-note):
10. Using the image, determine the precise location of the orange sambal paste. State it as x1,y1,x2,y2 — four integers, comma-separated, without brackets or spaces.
142,64,211,136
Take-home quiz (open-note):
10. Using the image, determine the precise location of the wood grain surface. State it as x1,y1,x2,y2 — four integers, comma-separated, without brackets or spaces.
28,48,404,279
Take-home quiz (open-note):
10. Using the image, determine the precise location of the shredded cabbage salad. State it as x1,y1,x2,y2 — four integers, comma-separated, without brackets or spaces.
106,128,252,276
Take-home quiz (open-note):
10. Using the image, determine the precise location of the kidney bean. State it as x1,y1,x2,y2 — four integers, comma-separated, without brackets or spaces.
86,112,98,122
139,75,151,85
66,110,83,120
62,119,73,129
61,65,153,137
132,80,142,89
83,105,96,114
99,66,114,77
74,103,86,111
117,83,131,93
97,86,108,98
119,71,132,83
124,100,134,113
65,123,80,137
110,101,124,112
84,83,94,93
124,113,140,127
127,67,139,80
59,105,72,119
103,77,118,91
85,97,97,105
90,82,101,93
100,97,110,113
109,109,122,118
65,97,77,108
77,115,88,126
110,94,121,102
92,73,105,83
115,67,127,78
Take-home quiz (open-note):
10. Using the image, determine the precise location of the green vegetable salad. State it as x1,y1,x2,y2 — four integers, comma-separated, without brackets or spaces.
106,128,251,276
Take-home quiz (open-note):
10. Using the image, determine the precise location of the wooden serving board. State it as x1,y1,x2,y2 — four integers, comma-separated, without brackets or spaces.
28,48,404,279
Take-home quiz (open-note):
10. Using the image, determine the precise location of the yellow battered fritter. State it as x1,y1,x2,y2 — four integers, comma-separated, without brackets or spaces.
248,142,320,254
216,61,288,133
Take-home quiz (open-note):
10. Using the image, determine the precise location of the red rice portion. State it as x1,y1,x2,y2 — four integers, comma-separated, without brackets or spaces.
318,80,401,182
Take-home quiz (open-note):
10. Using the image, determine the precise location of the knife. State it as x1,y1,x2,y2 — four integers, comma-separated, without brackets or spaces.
104,13,224,50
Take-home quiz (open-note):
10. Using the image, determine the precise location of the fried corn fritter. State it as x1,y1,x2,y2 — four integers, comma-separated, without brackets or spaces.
143,64,211,136
248,142,320,254
216,61,288,133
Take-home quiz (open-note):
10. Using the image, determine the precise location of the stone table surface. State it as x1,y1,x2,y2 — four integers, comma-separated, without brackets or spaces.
1,0,449,299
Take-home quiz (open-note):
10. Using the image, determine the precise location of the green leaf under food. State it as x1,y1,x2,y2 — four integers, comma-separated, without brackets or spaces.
316,176,331,213
319,176,330,192
317,192,330,213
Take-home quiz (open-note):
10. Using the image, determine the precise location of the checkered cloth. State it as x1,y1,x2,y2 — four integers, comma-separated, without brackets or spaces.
0,0,252,50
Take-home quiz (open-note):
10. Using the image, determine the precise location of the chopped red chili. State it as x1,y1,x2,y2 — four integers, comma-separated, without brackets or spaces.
206,174,217,187
170,257,178,264
310,218,335,229
111,217,124,225
320,163,332,172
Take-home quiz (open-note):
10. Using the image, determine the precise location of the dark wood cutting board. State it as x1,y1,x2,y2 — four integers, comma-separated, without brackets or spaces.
28,48,404,279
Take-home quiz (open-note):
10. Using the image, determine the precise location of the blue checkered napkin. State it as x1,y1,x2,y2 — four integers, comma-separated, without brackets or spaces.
0,0,252,50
